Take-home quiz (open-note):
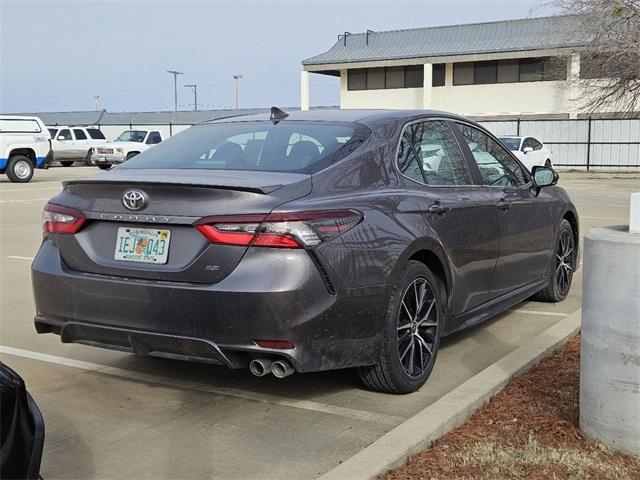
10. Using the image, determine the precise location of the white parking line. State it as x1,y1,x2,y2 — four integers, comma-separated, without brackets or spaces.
510,309,568,317
580,216,627,221
0,198,49,204
6,255,35,261
0,345,404,427
0,186,61,193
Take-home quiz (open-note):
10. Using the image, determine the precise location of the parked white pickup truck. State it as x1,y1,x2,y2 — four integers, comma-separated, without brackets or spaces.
91,129,163,169
0,115,52,182
48,126,107,166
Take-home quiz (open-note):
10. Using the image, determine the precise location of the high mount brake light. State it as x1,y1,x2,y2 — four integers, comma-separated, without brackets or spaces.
42,203,86,234
195,210,362,248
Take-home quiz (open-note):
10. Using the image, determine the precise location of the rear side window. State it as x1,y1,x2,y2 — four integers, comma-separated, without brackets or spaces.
0,119,41,133
86,128,105,139
73,129,87,140
397,120,472,186
120,121,370,174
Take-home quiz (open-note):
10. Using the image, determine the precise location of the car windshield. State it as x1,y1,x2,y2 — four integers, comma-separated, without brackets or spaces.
499,137,521,150
119,121,370,174
116,130,147,142
48,128,58,137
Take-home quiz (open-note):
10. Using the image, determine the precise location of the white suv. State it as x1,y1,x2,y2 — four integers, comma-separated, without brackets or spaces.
0,115,52,182
91,129,163,169
48,126,108,166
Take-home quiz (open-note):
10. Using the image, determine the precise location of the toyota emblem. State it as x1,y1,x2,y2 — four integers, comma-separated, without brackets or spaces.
122,189,147,211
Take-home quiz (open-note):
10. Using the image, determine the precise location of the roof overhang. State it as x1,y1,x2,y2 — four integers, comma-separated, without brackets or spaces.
303,47,576,73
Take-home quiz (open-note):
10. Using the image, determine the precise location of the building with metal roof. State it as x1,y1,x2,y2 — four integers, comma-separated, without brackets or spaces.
299,15,622,119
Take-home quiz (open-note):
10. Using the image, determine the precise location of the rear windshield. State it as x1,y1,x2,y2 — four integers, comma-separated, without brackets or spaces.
499,137,521,150
119,121,370,174
87,128,106,139
116,130,147,142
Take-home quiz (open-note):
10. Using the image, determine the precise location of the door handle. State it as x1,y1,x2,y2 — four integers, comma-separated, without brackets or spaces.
496,198,511,210
427,203,450,215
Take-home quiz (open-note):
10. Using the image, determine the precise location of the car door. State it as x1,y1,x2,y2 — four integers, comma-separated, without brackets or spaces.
398,119,501,317
72,128,89,159
53,128,74,159
455,123,554,297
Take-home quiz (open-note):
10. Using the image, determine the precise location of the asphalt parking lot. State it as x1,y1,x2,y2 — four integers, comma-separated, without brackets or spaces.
0,166,636,479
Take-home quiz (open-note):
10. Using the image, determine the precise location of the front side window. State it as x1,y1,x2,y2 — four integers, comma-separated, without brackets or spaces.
57,129,72,140
119,121,369,174
457,123,528,187
398,120,472,186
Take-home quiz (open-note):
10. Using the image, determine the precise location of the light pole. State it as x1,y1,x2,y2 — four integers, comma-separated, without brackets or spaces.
167,70,184,112
92,95,100,111
233,74,243,109
184,84,198,111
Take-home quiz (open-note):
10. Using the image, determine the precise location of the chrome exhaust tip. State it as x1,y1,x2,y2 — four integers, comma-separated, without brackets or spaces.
249,358,273,377
271,359,295,379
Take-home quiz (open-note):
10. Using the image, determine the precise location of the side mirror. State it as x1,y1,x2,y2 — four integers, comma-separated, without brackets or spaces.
531,166,558,191
523,146,534,154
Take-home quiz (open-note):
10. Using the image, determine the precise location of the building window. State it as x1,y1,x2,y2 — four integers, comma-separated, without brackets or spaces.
453,57,567,85
453,62,474,85
474,61,498,84
432,64,445,87
347,65,425,90
405,66,424,88
385,67,405,88
497,59,519,83
519,58,543,82
347,69,367,90
578,54,637,80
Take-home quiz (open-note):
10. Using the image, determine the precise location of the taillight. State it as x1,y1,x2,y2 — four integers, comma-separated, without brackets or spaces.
195,210,362,248
42,203,86,234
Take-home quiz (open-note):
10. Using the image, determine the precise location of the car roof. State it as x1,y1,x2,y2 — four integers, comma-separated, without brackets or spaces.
204,108,473,127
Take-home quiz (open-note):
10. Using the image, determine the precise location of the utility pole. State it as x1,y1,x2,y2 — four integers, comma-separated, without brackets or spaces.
167,70,184,112
233,74,243,109
92,95,100,111
185,84,198,111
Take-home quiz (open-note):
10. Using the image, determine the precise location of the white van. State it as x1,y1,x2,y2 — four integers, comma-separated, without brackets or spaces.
0,116,52,182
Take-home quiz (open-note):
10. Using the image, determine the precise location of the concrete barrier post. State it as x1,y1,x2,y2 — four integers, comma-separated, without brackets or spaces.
580,193,640,457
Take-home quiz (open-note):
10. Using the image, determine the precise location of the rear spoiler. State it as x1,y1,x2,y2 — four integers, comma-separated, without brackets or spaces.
63,179,271,194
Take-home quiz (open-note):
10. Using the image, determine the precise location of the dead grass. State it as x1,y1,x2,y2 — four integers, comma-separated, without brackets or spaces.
382,335,640,480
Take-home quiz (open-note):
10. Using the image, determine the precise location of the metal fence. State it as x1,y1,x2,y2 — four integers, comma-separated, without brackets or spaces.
479,118,640,170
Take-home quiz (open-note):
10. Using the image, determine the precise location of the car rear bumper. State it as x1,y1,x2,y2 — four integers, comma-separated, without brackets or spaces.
32,240,385,372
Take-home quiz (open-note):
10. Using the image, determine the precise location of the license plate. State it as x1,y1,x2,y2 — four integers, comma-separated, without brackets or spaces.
114,227,171,264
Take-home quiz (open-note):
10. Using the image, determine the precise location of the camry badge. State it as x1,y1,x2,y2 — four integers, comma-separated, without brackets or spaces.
122,189,147,211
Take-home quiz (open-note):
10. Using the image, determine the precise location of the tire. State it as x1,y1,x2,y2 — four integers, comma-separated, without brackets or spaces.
84,150,93,166
6,155,34,183
126,152,138,161
545,159,552,168
358,261,444,394
60,161,74,167
532,219,575,302
98,164,111,170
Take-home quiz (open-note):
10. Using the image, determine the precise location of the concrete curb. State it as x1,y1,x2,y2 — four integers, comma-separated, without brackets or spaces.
319,309,582,480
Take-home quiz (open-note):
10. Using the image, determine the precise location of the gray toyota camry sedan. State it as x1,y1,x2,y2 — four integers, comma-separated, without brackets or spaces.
32,108,578,394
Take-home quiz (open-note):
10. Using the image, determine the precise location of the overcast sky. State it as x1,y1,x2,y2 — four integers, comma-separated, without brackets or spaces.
0,0,556,113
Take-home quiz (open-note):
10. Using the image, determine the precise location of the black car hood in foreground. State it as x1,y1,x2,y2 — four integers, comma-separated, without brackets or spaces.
64,168,311,195
0,363,44,480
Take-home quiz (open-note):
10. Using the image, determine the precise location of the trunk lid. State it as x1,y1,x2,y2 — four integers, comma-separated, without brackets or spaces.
49,169,311,283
